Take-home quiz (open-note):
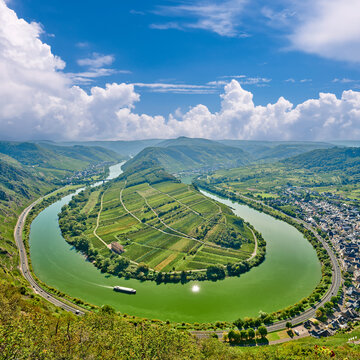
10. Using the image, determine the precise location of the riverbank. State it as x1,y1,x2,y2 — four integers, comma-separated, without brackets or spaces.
28,167,321,325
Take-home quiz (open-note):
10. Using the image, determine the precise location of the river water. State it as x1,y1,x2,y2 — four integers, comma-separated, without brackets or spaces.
29,163,321,323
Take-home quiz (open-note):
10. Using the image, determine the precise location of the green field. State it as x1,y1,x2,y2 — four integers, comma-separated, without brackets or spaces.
65,179,256,273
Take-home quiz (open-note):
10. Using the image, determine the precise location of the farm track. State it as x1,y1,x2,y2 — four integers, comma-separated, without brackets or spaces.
120,181,255,257
93,192,111,249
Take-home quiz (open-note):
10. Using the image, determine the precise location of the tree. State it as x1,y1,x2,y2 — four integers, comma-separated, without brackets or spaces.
227,330,241,344
240,329,247,341
101,304,115,314
206,265,226,280
247,328,255,340
286,321,292,330
315,309,323,319
233,318,244,330
258,326,267,338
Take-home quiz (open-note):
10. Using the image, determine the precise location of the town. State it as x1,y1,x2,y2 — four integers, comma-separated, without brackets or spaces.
266,187,360,338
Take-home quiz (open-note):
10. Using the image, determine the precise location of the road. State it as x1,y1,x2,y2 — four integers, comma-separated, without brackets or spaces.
14,191,85,316
231,191,342,332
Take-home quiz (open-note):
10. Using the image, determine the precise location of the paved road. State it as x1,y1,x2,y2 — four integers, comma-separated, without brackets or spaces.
14,192,85,316
232,192,342,332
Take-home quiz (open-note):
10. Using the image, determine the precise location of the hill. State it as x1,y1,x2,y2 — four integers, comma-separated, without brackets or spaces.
58,153,263,281
0,141,122,171
50,139,163,156
124,137,250,173
283,147,360,180
219,140,334,161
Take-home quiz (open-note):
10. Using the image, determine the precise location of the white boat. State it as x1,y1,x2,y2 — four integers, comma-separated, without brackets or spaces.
113,286,136,294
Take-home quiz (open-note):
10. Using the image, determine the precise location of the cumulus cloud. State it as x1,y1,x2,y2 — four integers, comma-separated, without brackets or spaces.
289,0,360,62
0,0,360,141
166,80,360,141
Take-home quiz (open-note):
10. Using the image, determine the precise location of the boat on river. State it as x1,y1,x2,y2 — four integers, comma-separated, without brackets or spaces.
113,286,136,294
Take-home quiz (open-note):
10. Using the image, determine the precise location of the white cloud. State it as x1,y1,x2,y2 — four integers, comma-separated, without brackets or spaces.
1,0,360,141
220,75,246,79
150,22,183,31
207,76,271,87
332,78,356,84
153,0,248,37
77,53,115,68
289,0,360,62
73,53,130,83
132,82,216,94
165,80,360,141
76,42,90,48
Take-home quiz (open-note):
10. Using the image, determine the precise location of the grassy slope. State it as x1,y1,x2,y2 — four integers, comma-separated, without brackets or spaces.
0,141,121,278
1,278,359,359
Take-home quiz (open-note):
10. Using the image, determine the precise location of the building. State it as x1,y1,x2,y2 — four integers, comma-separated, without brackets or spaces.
111,242,124,254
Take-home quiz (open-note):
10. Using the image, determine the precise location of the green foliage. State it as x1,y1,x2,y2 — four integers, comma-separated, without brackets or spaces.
283,147,360,180
123,136,249,174
0,141,121,170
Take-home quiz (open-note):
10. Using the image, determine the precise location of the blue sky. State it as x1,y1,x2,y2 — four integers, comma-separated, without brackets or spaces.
1,0,360,140
11,0,360,115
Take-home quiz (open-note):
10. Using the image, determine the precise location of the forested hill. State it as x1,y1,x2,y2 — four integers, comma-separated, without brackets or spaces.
123,137,249,173
283,147,360,178
0,141,122,171
52,139,163,156
219,140,333,161
0,157,40,202
119,156,177,187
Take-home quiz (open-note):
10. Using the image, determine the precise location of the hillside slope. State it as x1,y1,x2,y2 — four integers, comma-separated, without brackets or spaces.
52,139,163,156
220,140,333,161
283,147,360,180
0,141,122,171
124,137,250,173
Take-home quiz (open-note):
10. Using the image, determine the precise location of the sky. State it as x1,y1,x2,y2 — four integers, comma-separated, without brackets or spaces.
1,0,360,141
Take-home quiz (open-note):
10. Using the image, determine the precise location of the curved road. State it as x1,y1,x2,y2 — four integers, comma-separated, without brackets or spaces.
14,191,85,316
232,192,342,332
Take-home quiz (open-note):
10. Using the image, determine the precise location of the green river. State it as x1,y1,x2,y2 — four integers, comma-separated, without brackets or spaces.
29,163,321,323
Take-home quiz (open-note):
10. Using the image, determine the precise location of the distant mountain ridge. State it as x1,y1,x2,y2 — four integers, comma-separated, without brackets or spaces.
123,137,250,173
50,139,163,156
219,140,334,161
0,141,122,171
282,147,360,181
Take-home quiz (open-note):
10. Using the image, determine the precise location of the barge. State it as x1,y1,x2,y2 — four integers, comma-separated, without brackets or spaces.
113,286,136,294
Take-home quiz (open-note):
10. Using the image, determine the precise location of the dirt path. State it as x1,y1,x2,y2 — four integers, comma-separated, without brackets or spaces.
93,192,111,249
247,226,258,261
150,184,203,218
138,191,194,240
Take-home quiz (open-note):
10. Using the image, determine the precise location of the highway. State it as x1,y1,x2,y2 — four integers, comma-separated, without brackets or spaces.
14,192,85,316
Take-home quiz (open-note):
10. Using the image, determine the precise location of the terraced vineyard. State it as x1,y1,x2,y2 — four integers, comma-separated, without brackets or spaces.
61,178,258,274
